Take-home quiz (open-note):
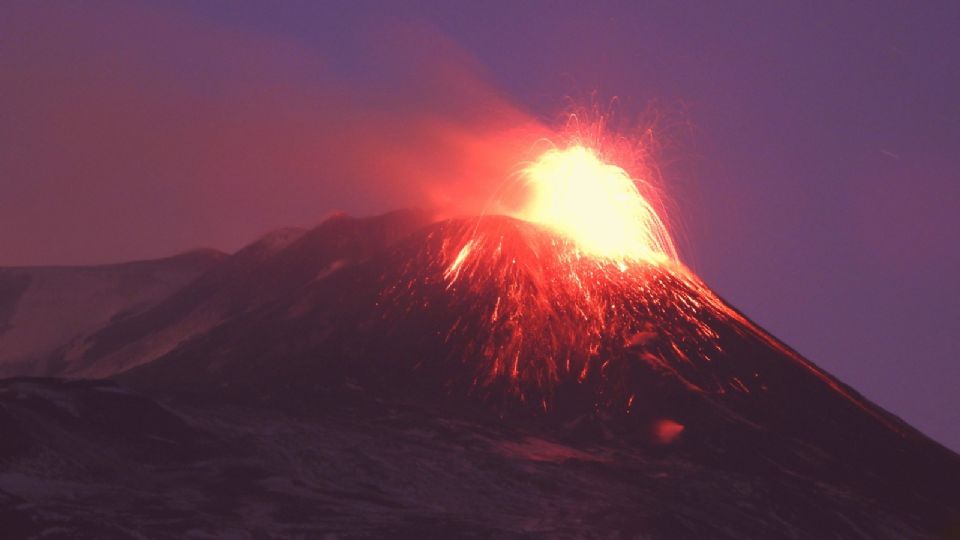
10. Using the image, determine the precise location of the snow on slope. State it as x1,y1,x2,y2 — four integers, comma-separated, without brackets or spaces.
0,249,224,375
51,210,433,378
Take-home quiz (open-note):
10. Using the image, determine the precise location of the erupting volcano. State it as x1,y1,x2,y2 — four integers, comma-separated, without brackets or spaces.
5,2,958,536
2,133,958,539
437,140,728,403
421,139,878,425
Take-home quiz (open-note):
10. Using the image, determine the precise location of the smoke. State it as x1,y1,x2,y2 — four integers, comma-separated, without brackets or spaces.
0,2,552,265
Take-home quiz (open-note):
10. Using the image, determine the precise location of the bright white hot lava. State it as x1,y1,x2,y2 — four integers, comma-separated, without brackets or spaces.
515,145,677,265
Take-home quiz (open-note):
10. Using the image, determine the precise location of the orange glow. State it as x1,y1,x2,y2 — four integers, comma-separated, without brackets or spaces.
515,145,677,264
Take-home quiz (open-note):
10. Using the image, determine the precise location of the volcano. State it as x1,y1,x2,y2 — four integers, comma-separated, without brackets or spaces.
1,209,958,538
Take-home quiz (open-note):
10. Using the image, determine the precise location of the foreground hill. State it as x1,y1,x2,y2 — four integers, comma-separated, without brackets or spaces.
1,377,952,539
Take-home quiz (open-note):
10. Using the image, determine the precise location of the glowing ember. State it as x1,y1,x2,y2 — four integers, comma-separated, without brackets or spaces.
653,419,685,444
422,216,888,428
515,145,677,264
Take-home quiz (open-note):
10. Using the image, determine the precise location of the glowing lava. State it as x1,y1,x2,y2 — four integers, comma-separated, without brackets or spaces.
424,130,890,428
515,145,677,265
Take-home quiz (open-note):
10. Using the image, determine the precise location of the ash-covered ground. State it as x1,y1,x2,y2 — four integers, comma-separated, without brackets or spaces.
1,378,943,539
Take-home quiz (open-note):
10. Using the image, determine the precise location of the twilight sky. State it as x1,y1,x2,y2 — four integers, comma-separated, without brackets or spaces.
2,2,958,450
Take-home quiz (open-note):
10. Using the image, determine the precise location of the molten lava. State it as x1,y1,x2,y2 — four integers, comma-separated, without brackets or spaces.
515,145,677,265
429,139,733,405
356,123,887,431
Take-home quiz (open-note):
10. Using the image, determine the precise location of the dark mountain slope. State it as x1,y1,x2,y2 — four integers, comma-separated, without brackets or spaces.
116,214,960,537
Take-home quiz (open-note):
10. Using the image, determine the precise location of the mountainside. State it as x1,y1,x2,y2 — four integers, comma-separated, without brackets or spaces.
46,210,433,378
1,377,952,539
119,214,960,535
1,210,958,538
0,249,224,376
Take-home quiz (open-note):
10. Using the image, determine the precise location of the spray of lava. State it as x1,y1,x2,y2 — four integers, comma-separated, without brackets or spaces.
427,124,737,407
402,120,881,422
515,145,677,265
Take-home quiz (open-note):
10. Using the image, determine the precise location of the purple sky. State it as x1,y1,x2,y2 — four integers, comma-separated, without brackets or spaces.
2,2,958,451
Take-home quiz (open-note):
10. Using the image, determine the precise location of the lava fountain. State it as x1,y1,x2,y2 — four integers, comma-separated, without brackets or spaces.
426,132,746,408
404,129,881,421
515,144,677,265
